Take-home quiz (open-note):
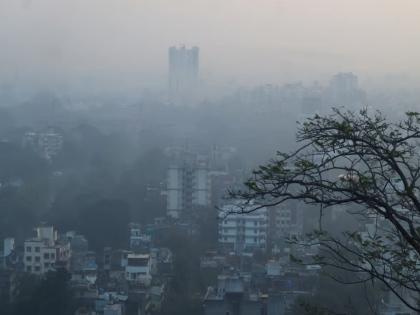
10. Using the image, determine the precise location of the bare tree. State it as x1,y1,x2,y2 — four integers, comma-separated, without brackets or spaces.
231,108,420,312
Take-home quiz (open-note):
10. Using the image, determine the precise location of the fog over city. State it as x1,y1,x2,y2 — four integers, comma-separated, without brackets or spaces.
1,0,420,94
1,1,420,315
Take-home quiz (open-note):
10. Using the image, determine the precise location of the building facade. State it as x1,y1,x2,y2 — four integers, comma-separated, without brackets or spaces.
23,129,63,161
125,254,152,285
166,161,211,219
326,72,366,106
23,226,70,275
218,203,268,253
168,45,199,104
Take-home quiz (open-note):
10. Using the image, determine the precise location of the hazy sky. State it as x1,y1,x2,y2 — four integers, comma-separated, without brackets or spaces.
0,0,419,91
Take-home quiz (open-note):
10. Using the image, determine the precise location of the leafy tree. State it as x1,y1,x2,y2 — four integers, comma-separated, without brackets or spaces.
0,187,37,241
77,199,131,252
12,269,75,315
196,206,218,250
232,108,420,312
290,271,384,315
158,229,204,315
116,148,168,223
0,142,48,181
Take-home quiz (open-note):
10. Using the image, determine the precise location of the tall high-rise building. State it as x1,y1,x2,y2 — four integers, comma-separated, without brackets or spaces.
168,45,199,103
166,160,210,219
326,72,366,106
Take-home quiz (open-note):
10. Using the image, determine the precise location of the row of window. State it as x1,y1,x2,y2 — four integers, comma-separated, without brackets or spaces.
221,228,266,234
222,220,266,225
220,237,266,242
276,220,291,225
26,246,40,253
26,263,53,272
277,211,291,217
126,272,148,280
25,253,55,261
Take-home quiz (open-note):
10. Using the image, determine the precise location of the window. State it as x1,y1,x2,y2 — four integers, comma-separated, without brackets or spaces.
254,237,257,242
35,247,40,253
35,266,40,272
51,254,55,259
35,256,41,262
26,256,32,262
26,246,32,252
44,253,49,259
26,266,32,272
44,263,49,268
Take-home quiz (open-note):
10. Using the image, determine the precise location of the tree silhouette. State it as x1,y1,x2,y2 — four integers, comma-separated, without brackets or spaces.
232,108,420,311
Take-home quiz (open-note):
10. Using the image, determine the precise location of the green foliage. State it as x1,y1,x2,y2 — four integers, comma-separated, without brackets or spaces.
0,188,37,241
77,199,131,252
294,159,316,171
0,142,48,181
158,230,205,315
290,272,383,315
115,148,168,223
233,108,420,312
11,270,75,315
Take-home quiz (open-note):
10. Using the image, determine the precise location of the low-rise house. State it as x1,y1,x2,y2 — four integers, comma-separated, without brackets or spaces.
129,223,152,250
125,254,152,286
23,226,70,275
104,248,132,272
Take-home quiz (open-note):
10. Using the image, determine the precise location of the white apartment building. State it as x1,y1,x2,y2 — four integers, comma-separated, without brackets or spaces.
38,131,63,160
24,226,70,275
23,129,63,161
270,206,304,239
166,161,211,218
125,254,152,285
218,202,268,253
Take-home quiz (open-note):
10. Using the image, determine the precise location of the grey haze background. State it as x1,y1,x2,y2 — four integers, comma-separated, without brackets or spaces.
0,0,419,97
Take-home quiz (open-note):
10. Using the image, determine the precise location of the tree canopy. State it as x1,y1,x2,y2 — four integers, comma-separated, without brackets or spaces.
232,108,420,311
11,269,75,315
78,199,131,252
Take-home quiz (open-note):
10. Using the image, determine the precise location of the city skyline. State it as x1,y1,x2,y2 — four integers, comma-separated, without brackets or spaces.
0,0,419,93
